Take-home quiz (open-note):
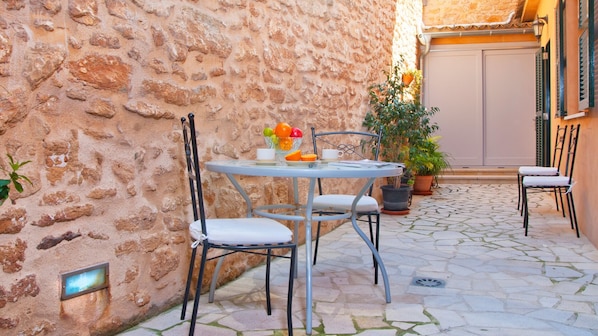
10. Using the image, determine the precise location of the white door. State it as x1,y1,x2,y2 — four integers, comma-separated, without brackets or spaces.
424,50,484,166
483,49,536,166
424,44,537,168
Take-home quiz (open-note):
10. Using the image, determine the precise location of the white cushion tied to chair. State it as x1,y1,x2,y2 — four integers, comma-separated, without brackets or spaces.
180,113,297,336
521,124,580,237
312,194,380,213
189,218,293,246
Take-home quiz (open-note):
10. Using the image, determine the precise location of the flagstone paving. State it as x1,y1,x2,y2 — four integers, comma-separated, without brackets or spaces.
118,184,598,335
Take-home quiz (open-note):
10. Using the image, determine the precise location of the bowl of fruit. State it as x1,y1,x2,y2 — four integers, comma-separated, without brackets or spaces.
263,122,303,155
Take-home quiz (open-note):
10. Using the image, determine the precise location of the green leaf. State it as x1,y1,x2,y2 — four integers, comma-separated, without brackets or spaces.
13,180,23,193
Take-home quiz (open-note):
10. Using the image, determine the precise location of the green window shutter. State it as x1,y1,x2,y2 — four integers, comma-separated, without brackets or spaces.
557,0,567,116
579,0,595,109
535,49,545,166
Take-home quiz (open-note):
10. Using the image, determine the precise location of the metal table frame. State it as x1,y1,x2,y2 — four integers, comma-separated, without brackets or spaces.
206,160,403,334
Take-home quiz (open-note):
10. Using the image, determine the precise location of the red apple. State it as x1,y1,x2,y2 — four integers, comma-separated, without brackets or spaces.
290,127,303,138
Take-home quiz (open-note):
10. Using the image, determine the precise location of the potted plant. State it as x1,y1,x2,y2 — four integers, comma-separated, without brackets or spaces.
408,136,450,195
363,62,439,212
401,68,417,86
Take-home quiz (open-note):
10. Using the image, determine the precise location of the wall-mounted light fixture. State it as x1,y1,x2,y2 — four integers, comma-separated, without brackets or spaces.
532,15,548,40
60,262,109,300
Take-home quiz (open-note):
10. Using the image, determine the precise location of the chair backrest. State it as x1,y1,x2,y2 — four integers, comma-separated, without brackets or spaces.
562,124,581,182
181,113,208,232
311,127,383,195
551,124,568,169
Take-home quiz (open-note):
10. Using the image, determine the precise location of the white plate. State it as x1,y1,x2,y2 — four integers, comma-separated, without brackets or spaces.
254,160,277,166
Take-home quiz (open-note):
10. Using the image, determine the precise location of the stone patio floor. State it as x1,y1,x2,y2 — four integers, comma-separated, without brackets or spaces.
118,184,598,336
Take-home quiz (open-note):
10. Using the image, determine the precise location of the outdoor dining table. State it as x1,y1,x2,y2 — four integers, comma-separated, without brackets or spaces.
205,159,403,334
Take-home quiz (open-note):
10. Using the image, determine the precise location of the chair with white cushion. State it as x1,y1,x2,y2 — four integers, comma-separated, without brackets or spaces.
180,113,297,336
310,127,383,283
517,125,568,213
521,124,580,237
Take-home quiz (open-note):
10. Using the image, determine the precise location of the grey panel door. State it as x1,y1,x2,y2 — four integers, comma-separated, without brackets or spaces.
424,50,484,166
483,49,536,166
424,45,537,167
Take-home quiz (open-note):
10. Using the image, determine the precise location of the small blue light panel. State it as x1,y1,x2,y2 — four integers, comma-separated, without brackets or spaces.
60,262,109,300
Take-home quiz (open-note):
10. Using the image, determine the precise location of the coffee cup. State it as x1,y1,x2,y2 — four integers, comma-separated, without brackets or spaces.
321,149,343,160
256,148,275,161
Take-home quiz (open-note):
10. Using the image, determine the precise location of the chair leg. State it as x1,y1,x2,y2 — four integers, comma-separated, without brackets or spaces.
368,215,375,265
519,175,525,217
313,220,322,265
266,249,272,315
181,246,198,320
566,191,580,237
523,187,530,236
552,187,560,212
374,214,380,285
517,173,522,210
189,245,209,336
287,245,296,336
558,188,566,217
366,214,378,284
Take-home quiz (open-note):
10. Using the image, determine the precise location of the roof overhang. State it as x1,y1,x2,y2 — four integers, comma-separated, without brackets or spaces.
522,0,542,22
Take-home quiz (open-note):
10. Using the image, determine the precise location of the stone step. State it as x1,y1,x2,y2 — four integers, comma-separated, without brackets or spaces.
437,167,518,184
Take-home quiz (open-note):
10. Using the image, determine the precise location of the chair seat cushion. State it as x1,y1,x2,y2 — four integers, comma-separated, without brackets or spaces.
312,194,380,213
519,166,559,175
189,218,292,245
522,175,571,187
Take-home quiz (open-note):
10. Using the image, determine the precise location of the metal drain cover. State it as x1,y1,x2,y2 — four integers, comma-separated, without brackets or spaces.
411,277,446,288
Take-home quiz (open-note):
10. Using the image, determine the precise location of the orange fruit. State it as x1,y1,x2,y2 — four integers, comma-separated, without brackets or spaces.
279,137,293,151
300,154,317,161
274,122,292,138
285,150,301,161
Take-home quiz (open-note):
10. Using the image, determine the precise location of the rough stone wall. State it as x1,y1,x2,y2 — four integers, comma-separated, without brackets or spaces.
423,0,525,25
0,0,419,335
394,0,423,68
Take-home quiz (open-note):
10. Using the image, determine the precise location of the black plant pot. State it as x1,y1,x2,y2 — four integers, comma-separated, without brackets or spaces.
380,184,411,211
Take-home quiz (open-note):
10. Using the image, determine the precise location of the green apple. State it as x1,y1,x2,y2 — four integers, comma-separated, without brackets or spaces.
270,134,279,145
263,127,274,136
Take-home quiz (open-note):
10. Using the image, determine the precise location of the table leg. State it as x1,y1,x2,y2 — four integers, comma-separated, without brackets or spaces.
303,177,316,334
351,177,392,303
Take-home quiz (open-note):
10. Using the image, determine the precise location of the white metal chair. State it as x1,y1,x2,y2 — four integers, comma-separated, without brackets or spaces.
310,127,383,284
521,124,580,237
180,113,297,336
517,125,568,213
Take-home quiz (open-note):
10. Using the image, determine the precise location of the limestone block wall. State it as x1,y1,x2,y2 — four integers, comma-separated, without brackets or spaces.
424,0,524,25
0,0,420,335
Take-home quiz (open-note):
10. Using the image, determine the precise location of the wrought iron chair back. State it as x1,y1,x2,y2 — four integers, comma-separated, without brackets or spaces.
309,126,384,283
522,124,581,237
180,113,296,336
311,127,383,196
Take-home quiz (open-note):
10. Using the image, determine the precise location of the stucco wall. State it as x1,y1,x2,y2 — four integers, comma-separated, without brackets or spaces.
0,0,422,335
540,0,598,247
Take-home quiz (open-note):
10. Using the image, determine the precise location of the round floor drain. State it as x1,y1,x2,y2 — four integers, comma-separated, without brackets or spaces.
411,277,446,288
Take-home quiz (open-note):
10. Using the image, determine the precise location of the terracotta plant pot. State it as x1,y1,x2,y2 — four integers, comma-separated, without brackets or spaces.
412,175,434,195
402,73,414,86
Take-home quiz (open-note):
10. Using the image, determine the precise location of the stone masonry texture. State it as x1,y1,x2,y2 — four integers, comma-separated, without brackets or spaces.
0,0,422,335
